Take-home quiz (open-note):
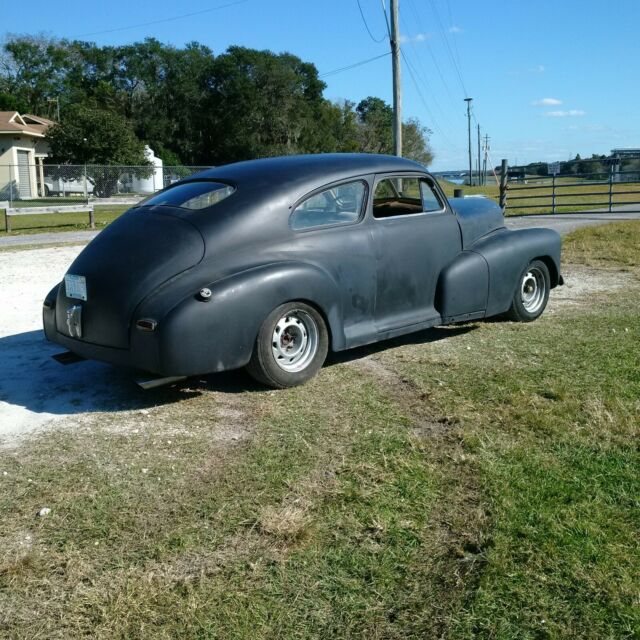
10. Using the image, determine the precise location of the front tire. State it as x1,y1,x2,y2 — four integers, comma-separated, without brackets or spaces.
246,302,329,388
507,259,550,322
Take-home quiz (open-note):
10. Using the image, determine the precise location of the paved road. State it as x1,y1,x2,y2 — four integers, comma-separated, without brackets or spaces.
1,207,639,248
0,229,99,248
505,206,640,236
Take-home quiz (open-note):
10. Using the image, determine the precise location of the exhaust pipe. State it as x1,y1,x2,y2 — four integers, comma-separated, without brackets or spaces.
52,351,86,365
135,375,187,390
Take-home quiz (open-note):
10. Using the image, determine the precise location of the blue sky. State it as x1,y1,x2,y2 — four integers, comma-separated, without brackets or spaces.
4,0,639,170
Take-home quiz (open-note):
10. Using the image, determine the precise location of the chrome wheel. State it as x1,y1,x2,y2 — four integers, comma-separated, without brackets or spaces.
521,267,546,314
271,310,319,373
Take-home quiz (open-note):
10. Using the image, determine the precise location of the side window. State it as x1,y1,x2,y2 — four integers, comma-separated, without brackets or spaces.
291,180,366,231
420,180,444,212
373,177,423,218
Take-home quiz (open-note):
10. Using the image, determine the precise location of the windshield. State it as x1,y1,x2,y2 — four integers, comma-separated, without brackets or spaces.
137,181,235,210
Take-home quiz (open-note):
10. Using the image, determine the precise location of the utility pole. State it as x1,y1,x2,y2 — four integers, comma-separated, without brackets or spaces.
464,98,473,185
482,134,489,186
389,0,402,157
477,124,481,187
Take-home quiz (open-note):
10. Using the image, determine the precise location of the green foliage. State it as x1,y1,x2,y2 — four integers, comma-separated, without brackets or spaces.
1,35,434,167
46,104,147,166
355,97,433,165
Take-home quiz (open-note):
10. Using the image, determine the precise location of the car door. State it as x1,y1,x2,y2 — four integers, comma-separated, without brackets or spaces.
287,178,378,348
370,173,462,332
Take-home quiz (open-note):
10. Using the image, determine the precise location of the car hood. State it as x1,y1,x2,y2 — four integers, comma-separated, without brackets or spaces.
55,207,205,349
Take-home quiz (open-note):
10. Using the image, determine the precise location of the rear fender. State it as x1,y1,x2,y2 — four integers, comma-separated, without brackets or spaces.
157,262,343,376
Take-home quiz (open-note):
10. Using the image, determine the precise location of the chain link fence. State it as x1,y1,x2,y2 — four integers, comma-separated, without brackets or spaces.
0,164,212,205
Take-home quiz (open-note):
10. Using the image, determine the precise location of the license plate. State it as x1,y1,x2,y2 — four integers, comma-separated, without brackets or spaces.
64,274,87,301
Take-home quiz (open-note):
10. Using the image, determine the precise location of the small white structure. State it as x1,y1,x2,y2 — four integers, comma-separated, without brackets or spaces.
131,145,164,194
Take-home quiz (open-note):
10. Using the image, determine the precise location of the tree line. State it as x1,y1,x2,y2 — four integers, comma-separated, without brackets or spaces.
0,35,433,167
513,154,640,178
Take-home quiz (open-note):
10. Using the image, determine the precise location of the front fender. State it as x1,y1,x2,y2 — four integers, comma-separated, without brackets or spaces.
155,262,343,376
472,227,562,317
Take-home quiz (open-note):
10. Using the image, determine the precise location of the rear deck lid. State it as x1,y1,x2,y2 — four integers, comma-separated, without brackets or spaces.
56,208,204,348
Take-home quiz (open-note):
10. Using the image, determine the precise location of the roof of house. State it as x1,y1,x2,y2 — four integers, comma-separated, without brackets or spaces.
0,111,55,137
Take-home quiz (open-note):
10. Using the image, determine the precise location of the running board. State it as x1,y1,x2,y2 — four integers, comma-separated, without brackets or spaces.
135,375,187,390
52,351,86,365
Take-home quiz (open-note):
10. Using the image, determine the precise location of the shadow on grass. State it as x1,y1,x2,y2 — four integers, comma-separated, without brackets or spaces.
0,324,478,436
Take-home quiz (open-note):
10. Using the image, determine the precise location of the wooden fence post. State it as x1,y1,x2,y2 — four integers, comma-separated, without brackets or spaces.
499,159,509,211
2,202,11,232
608,164,614,212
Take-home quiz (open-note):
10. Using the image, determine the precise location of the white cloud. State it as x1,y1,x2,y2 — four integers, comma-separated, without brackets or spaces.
534,64,545,73
448,26,463,33
533,98,562,106
399,32,430,43
545,109,586,117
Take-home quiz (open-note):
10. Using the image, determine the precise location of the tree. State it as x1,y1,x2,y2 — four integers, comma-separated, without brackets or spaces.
0,34,70,117
401,118,433,166
355,97,393,154
47,104,149,196
1,35,435,167
354,97,434,165
47,103,147,165
203,47,330,163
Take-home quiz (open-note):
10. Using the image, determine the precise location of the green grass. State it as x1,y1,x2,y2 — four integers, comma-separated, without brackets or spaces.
438,178,640,215
0,204,127,235
563,221,640,268
1,223,639,638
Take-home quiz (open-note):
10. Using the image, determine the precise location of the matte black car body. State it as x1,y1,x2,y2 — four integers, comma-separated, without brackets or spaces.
43,154,562,378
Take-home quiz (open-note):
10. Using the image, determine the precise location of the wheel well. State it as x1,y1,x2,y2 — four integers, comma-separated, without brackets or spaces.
535,255,559,288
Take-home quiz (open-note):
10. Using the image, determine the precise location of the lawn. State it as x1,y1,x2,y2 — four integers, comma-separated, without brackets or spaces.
0,223,638,638
438,178,640,215
0,202,128,235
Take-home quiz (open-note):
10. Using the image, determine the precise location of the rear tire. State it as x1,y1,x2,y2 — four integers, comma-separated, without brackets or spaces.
246,302,329,389
507,259,550,322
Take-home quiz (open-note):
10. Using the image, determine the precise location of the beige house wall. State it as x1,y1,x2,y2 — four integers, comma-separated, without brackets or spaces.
0,134,48,198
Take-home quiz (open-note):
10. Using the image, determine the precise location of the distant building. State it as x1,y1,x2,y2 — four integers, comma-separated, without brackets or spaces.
0,111,54,199
611,148,640,159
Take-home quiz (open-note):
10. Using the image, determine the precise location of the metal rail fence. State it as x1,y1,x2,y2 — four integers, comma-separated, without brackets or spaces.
498,158,640,215
0,163,212,204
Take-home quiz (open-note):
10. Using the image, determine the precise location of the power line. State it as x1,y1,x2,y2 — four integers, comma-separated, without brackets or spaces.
356,0,386,43
399,12,457,128
444,0,462,69
427,0,469,97
319,52,391,78
404,0,458,107
400,48,461,151
380,0,392,38
73,0,250,38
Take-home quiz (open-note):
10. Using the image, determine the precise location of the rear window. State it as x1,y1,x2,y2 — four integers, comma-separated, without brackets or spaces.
137,181,235,210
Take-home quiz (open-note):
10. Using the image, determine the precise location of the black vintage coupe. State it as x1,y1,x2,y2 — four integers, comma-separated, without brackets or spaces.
43,154,562,388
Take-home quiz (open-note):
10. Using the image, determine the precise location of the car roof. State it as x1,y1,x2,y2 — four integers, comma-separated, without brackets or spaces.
185,153,427,194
